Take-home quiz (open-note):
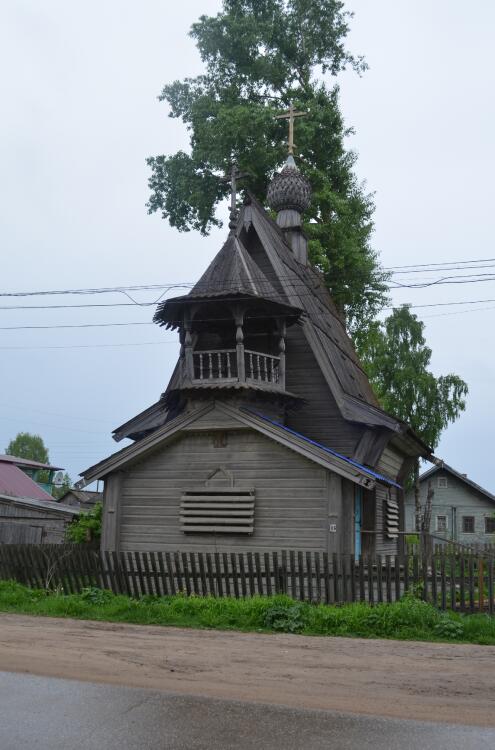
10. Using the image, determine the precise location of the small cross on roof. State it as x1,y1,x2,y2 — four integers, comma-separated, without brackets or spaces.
275,102,307,155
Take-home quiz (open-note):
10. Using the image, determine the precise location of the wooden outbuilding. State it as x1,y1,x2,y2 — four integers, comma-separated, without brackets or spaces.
0,494,79,544
81,156,429,557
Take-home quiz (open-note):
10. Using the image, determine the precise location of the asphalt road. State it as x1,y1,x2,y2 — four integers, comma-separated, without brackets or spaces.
1,671,494,750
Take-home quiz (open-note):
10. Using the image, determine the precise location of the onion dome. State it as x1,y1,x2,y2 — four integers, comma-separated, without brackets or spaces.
267,155,312,215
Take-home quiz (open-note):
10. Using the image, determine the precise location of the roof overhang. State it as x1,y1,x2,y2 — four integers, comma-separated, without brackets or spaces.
0,493,80,515
80,402,399,491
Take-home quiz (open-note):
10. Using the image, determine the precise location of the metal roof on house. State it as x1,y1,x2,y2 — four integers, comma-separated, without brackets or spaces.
0,463,56,501
243,409,402,489
0,454,62,471
0,493,80,515
419,461,495,503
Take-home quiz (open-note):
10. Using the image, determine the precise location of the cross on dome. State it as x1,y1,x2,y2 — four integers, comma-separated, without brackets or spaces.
275,101,307,155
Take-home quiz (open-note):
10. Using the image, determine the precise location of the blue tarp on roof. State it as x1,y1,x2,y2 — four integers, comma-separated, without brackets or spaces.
243,409,402,490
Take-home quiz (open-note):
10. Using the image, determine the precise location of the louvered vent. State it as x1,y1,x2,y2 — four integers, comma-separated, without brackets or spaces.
180,490,255,534
385,496,399,538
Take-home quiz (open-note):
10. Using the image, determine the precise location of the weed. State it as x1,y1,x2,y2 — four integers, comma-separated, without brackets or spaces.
263,603,305,633
1,579,495,645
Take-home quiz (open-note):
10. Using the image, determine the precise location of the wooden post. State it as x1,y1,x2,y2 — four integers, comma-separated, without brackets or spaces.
479,558,484,612
100,472,123,552
184,318,194,383
235,309,245,382
277,319,286,389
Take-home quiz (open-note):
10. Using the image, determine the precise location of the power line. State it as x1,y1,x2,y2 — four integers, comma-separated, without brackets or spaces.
2,296,495,331
422,304,495,319
389,273,495,289
0,340,176,351
383,257,495,270
385,297,495,310
0,321,153,331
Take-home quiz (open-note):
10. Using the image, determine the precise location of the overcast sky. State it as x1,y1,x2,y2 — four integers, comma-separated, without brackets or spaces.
1,1,494,489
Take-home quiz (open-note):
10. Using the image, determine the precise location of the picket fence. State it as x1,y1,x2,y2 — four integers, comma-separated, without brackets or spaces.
1,544,494,614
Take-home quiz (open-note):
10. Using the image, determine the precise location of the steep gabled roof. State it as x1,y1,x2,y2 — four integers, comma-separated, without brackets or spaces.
154,232,300,329
419,462,495,503
240,194,415,438
0,462,55,501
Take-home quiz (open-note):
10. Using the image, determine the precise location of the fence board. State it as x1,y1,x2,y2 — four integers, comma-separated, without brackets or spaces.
1,546,495,614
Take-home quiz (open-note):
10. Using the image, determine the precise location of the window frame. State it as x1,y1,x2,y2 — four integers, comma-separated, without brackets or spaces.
437,476,448,489
462,515,475,534
436,514,448,533
484,516,495,535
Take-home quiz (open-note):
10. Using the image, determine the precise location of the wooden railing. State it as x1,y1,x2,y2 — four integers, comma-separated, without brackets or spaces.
244,350,280,384
192,348,281,386
193,350,237,381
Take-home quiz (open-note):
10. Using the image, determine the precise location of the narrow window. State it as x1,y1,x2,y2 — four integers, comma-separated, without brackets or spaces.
436,515,447,532
462,516,475,534
485,517,495,534
437,476,448,489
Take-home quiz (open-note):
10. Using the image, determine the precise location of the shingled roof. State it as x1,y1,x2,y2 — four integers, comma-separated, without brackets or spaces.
238,194,401,432
112,191,427,452
154,232,300,330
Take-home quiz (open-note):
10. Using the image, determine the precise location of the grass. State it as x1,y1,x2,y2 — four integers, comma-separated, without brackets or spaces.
1,579,495,645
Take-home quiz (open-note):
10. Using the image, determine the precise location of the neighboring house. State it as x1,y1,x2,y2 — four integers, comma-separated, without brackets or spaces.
0,494,79,544
405,462,495,546
0,455,78,543
57,489,102,511
0,455,62,496
80,155,430,558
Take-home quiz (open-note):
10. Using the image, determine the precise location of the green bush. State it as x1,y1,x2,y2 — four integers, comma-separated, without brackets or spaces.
66,503,102,543
263,602,305,632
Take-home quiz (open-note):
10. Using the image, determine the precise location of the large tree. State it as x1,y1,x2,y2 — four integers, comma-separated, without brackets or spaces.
355,306,468,532
5,433,49,464
147,0,389,331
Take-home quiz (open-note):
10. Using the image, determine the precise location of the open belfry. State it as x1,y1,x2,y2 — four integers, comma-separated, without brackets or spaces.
81,111,429,556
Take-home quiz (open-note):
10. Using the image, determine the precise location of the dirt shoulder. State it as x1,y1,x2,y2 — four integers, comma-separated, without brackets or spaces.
1,613,494,726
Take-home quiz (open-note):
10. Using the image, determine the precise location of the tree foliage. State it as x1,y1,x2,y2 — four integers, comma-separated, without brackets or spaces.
66,503,103,544
5,433,49,464
52,472,73,501
147,0,389,330
355,306,468,451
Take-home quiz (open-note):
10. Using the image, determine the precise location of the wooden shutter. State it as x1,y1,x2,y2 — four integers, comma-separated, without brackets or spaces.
384,496,399,539
180,490,255,534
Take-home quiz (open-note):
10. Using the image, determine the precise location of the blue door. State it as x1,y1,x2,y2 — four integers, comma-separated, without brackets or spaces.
354,487,363,560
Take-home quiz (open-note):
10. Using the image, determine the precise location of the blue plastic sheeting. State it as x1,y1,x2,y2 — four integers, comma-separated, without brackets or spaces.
242,408,402,490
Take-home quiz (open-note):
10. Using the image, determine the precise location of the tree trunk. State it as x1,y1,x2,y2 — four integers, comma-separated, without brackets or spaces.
422,480,434,558
414,458,421,536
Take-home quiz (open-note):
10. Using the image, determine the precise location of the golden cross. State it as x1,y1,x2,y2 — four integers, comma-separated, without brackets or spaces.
275,101,307,155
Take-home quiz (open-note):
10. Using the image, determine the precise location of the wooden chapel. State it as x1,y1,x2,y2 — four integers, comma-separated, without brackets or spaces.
81,149,430,557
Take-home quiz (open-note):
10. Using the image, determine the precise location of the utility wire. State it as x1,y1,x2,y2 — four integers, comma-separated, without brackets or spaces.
3,297,495,330
383,256,495,270
0,341,176,351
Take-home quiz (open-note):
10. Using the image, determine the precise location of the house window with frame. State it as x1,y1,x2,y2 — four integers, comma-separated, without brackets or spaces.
436,515,448,532
437,476,448,489
485,517,495,534
462,516,475,534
